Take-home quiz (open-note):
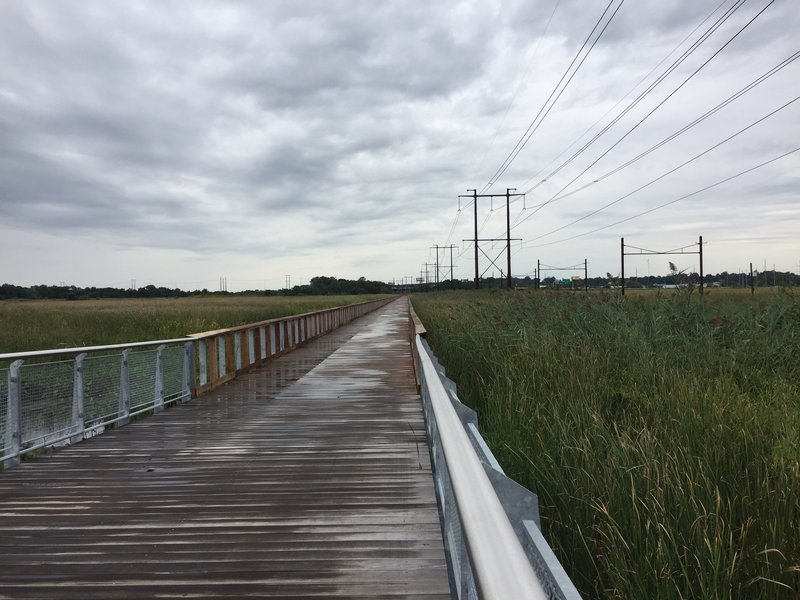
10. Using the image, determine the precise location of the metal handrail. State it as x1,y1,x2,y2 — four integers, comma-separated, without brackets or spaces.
0,338,192,361
415,335,547,600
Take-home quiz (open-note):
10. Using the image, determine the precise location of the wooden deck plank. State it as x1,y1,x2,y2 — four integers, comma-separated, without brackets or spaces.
0,298,451,599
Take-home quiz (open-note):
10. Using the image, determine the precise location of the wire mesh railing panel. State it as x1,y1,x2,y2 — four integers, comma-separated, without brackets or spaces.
83,354,122,427
162,345,184,401
0,367,8,454
129,349,158,412
19,360,75,449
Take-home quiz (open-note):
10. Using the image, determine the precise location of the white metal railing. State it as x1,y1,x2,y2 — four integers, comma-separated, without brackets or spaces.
0,338,194,468
0,297,393,469
415,335,583,600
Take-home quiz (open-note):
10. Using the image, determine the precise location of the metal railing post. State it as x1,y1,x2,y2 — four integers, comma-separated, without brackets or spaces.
234,332,242,371
217,336,226,377
154,344,166,413
247,329,256,365
259,326,267,359
71,353,86,444
119,349,131,426
198,339,208,386
4,360,23,468
182,341,194,402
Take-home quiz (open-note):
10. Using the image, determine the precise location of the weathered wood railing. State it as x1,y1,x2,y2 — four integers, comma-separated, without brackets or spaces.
190,297,393,395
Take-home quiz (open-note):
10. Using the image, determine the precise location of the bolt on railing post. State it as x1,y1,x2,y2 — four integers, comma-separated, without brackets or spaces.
119,349,131,426
182,341,194,401
71,353,86,444
4,359,24,468
154,344,166,413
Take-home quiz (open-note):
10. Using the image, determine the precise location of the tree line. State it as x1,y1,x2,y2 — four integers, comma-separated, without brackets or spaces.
0,276,391,300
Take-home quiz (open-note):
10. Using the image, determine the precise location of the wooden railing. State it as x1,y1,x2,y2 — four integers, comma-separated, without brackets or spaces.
190,297,395,395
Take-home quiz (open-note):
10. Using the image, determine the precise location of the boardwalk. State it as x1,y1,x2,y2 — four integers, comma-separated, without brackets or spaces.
0,299,451,599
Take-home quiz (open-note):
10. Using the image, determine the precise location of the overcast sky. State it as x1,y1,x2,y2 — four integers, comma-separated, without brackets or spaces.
1,0,797,290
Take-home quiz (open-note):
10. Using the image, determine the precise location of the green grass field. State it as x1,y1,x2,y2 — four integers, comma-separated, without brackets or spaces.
412,287,799,599
0,295,389,354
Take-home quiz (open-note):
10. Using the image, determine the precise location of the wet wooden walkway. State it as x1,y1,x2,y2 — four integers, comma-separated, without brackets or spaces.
0,298,451,599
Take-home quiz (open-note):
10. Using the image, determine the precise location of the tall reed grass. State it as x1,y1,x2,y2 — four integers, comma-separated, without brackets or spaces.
412,288,799,599
0,295,388,353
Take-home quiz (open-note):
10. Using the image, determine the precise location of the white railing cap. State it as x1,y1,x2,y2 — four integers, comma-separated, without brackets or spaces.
416,335,547,600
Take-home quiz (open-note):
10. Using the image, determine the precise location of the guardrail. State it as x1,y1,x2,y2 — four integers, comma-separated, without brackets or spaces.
414,334,582,599
1,297,393,469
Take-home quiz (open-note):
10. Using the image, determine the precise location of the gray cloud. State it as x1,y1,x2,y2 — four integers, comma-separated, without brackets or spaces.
0,0,797,287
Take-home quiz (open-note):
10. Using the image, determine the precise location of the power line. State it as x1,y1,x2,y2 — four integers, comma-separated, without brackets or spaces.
515,0,734,192
524,0,774,215
521,85,800,242
471,0,562,176
465,0,717,255
520,145,800,249
500,0,746,237
535,49,800,208
521,0,750,199
480,0,625,193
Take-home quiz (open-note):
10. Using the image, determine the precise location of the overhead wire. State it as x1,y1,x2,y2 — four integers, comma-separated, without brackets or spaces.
519,145,800,249
470,0,562,176
516,0,731,192
512,51,800,239
446,0,791,278
480,0,624,193
520,0,774,222
504,0,739,235
521,94,800,243
523,0,749,198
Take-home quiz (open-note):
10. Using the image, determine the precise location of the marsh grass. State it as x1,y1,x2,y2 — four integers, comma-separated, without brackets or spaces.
0,295,388,353
412,288,800,599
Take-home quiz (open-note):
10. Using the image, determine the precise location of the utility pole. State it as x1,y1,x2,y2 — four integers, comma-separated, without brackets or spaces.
424,263,434,291
584,259,588,291
446,244,458,288
430,244,440,290
699,235,704,297
285,274,291,290
506,188,514,289
459,188,524,290
460,189,479,288
430,244,459,289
